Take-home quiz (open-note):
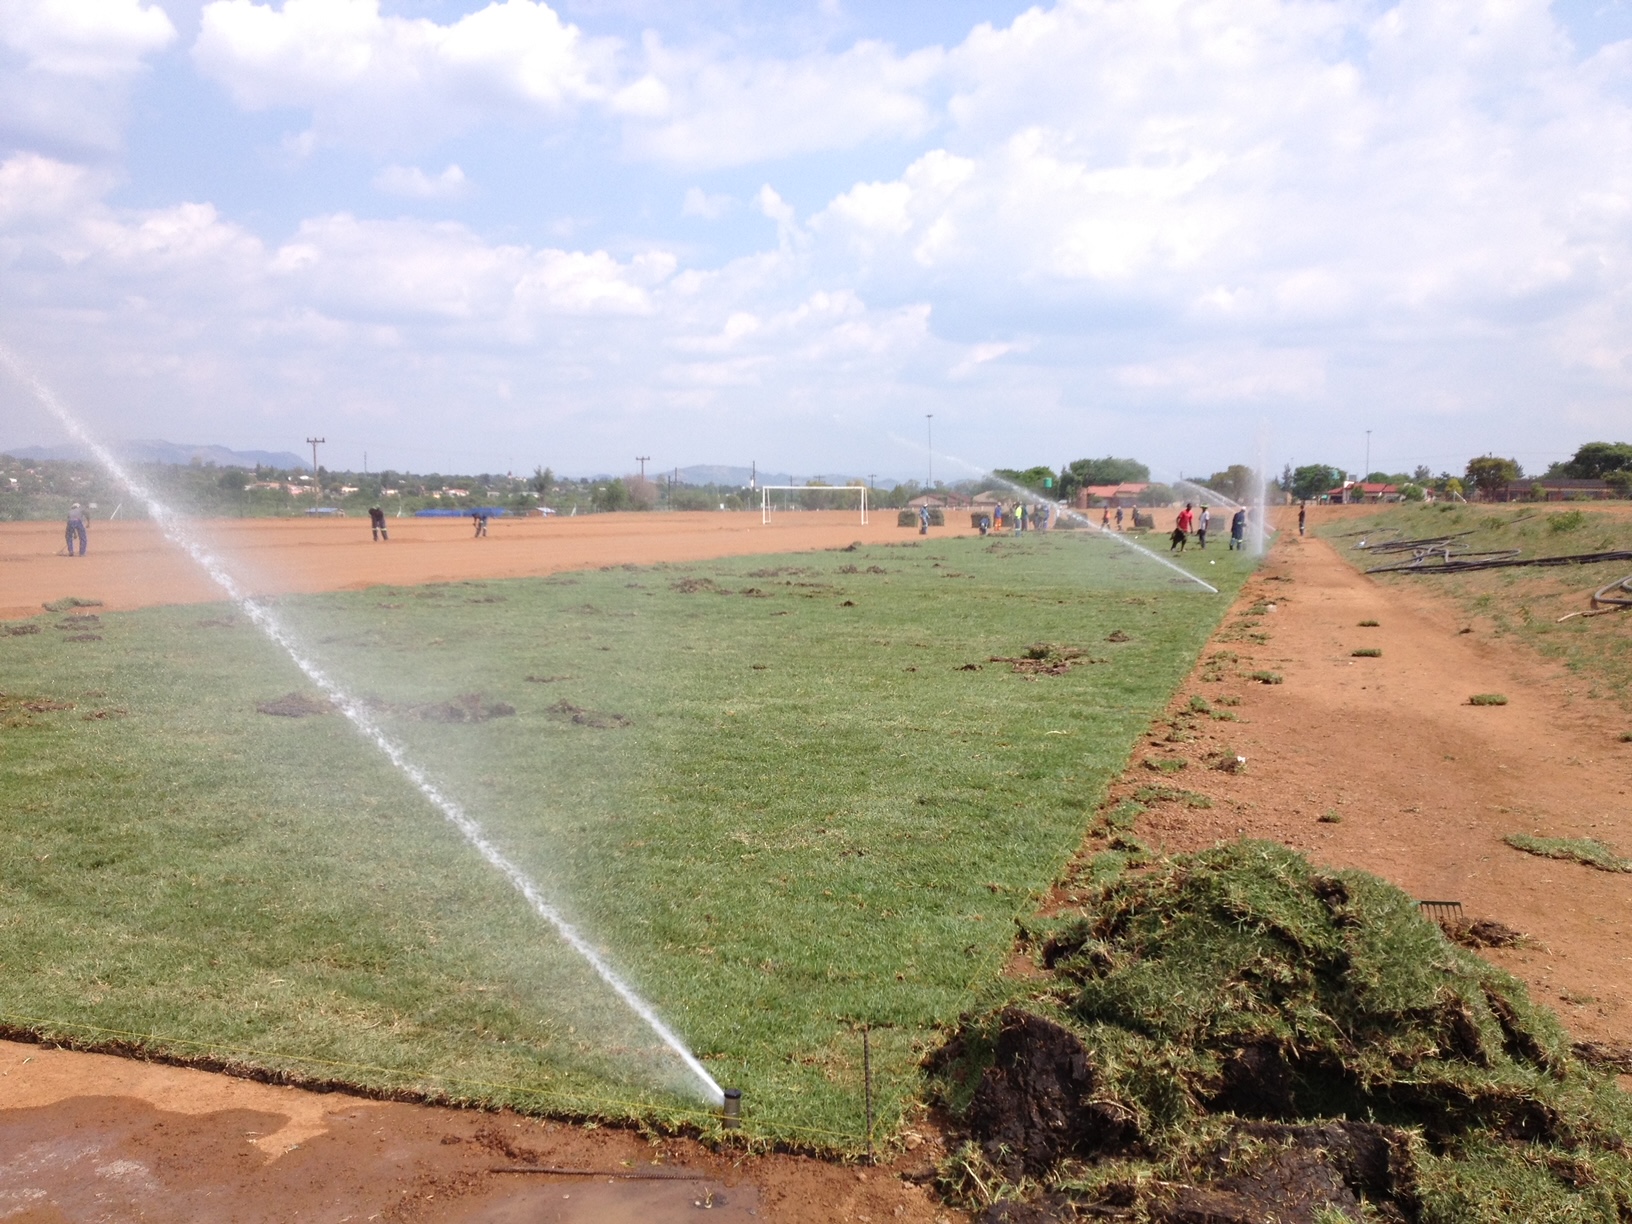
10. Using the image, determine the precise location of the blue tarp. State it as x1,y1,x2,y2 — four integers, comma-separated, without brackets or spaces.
414,507,509,517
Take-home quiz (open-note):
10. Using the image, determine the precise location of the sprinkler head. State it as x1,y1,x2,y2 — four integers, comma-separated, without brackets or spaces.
721,1088,742,1129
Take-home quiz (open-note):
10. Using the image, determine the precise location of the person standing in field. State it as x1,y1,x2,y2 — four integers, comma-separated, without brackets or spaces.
1115,505,1124,531
1101,506,1111,529
1230,507,1247,550
64,503,87,556
1197,505,1210,549
1298,501,1307,536
918,504,930,535
369,505,389,541
473,510,489,538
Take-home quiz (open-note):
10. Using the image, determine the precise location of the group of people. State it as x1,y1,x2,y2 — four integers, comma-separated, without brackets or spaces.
1169,502,1249,552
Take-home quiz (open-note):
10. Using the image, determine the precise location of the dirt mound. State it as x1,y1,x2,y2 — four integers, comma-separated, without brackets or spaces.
2,623,40,636
408,694,516,723
545,699,630,729
929,843,1632,1222
988,644,1105,676
256,693,333,717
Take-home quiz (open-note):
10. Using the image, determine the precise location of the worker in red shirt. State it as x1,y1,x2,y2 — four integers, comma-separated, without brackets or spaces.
1171,502,1194,552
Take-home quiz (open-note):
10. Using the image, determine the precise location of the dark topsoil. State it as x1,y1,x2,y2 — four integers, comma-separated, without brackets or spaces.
926,843,1632,1224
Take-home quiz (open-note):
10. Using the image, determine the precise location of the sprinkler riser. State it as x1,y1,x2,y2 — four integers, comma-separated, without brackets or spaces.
722,1088,742,1129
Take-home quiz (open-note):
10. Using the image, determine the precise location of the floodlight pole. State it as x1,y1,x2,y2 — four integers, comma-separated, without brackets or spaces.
926,415,933,488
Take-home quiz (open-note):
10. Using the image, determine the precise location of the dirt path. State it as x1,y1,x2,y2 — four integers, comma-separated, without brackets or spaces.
0,1039,954,1223
0,511,973,621
1115,522,1632,1049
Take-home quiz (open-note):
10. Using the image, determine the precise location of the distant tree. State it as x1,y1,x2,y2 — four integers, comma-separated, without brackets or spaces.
1464,455,1523,500
624,475,658,510
1442,477,1465,499
1606,470,1632,496
1561,442,1632,479
592,479,630,512
1201,465,1259,503
993,466,1058,495
1137,483,1177,506
1412,465,1432,483
531,465,553,494
1289,464,1343,501
1058,456,1150,502
1400,483,1426,501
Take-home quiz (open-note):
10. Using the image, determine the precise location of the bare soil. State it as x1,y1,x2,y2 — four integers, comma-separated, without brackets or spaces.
1081,512,1632,1058
0,511,969,622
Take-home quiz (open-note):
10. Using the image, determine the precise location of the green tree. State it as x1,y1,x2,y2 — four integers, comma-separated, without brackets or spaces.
531,465,553,494
592,479,630,512
1201,465,1259,503
993,466,1057,494
1289,464,1343,500
1561,442,1632,479
1464,455,1522,500
1058,456,1149,501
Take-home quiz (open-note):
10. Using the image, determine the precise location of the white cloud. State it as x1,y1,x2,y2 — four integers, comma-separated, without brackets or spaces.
950,340,1029,379
681,187,733,220
618,37,945,169
373,163,469,200
1,0,175,76
193,0,612,148
0,0,177,151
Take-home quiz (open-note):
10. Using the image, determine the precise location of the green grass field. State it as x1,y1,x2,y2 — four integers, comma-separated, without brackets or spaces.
0,529,1253,1149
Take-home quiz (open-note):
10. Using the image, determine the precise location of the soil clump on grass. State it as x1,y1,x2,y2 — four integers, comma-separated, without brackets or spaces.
929,843,1632,1223
989,644,1105,677
256,692,333,718
402,693,517,723
544,699,631,729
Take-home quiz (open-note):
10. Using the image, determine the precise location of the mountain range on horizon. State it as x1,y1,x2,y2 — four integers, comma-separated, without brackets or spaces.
3,445,909,488
7,439,310,470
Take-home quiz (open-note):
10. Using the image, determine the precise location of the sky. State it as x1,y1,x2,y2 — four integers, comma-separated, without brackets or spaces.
0,0,1629,482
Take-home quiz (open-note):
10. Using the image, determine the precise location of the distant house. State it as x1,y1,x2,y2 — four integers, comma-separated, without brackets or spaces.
1524,478,1617,501
908,491,973,509
1326,481,1399,504
1075,482,1150,508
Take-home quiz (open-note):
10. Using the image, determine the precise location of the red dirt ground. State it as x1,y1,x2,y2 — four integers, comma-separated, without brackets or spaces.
0,511,972,622
4,506,1629,1219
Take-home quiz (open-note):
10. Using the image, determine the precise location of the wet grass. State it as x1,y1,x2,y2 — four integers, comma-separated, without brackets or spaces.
0,530,1252,1150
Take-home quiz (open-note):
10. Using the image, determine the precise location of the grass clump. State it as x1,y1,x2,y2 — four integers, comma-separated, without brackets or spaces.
1358,619,1380,627
42,596,103,612
1505,834,1632,873
1468,692,1509,706
928,843,1632,1221
1247,670,1283,685
1351,648,1382,658
1143,757,1188,774
1547,510,1587,533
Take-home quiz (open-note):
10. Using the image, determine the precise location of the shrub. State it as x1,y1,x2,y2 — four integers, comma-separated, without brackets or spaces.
1468,693,1508,706
1351,648,1381,657
1248,670,1283,684
1547,510,1587,533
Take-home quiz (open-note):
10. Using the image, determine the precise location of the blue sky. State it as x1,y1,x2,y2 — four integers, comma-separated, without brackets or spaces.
1,0,1629,481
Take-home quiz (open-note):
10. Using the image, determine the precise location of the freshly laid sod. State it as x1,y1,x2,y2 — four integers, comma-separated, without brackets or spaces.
0,530,1252,1148
1505,834,1632,873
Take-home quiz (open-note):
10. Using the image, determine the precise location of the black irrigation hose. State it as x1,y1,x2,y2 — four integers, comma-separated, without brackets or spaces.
1368,550,1632,575
1560,574,1632,620
1354,530,1476,553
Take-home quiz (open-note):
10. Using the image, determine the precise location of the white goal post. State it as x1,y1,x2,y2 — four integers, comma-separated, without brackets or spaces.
759,484,869,525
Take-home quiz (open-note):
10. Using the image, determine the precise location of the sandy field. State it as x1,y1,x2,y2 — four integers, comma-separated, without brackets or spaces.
0,510,972,621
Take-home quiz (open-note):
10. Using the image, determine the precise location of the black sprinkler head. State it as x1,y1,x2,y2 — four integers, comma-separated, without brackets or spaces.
721,1088,742,1129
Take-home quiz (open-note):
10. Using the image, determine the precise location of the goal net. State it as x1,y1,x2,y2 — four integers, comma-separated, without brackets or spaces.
759,485,869,525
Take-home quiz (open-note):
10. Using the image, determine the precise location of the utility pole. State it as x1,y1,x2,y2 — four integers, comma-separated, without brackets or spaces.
636,455,650,481
750,460,756,491
867,473,875,491
306,437,325,484
1364,431,1372,482
925,414,934,488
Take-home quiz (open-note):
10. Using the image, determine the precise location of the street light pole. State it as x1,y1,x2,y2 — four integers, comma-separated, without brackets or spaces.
925,415,934,488
1364,431,1372,482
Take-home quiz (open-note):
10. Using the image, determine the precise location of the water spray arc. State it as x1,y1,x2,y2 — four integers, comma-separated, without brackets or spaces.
903,439,1220,595
0,349,726,1109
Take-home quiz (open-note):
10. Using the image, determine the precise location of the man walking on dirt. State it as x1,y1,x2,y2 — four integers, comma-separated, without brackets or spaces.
1298,501,1307,536
473,510,489,538
1170,503,1193,552
64,503,87,556
1230,507,1247,550
1197,505,1210,549
368,505,389,542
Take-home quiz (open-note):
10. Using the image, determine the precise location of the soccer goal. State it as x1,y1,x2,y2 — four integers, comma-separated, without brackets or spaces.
759,484,869,525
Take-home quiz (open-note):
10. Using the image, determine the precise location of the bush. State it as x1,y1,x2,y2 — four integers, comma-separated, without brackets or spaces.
1547,510,1587,533
1468,693,1508,705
